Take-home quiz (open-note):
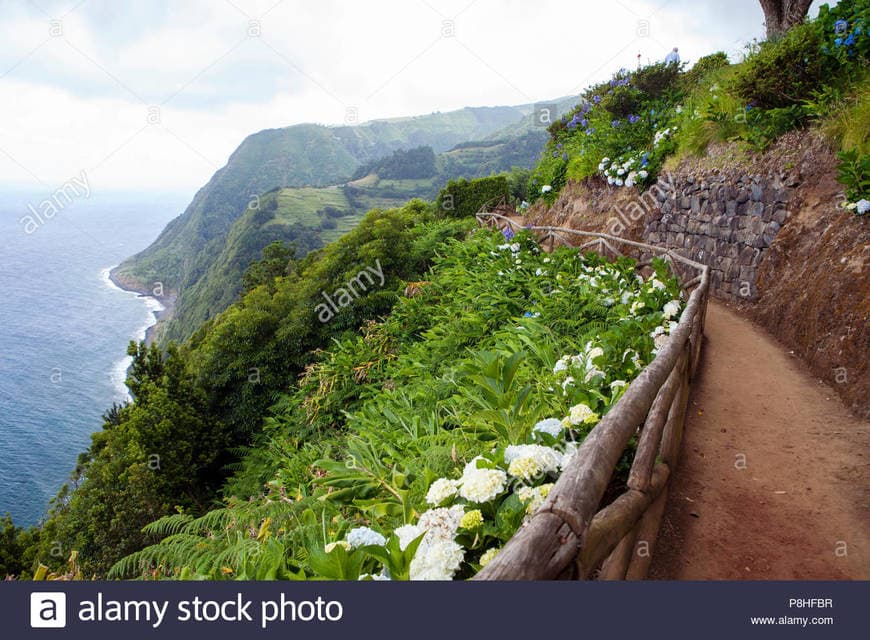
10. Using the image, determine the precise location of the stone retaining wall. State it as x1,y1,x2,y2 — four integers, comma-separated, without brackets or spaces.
643,169,799,299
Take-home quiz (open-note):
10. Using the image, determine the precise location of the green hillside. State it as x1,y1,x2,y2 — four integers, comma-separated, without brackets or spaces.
137,100,581,342
162,179,448,341
112,106,534,298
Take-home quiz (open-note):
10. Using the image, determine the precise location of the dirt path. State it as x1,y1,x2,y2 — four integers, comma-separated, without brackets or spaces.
649,301,870,580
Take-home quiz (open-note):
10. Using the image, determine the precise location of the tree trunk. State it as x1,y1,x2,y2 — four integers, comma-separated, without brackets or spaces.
759,0,813,39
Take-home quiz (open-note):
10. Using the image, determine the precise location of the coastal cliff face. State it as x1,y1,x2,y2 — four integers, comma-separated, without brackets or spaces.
528,131,869,419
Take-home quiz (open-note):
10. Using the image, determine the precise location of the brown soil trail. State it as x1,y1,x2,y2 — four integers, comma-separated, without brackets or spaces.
649,301,870,580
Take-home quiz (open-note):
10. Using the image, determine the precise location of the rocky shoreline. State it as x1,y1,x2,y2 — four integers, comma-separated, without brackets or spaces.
108,267,175,346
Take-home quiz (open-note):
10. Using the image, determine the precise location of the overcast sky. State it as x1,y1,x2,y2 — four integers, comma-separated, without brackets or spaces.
0,0,826,192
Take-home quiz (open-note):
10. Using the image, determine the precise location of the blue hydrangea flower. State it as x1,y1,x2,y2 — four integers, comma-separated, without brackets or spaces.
628,114,640,124
593,95,601,104
563,153,569,161
502,226,516,240
844,33,856,46
834,19,848,34
835,37,843,46
611,119,621,128
585,127,595,135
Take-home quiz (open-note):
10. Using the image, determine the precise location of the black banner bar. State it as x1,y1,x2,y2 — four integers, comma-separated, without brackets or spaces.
5,581,866,639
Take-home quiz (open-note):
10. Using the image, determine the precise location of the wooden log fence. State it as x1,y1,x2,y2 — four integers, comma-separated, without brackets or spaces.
474,211,710,580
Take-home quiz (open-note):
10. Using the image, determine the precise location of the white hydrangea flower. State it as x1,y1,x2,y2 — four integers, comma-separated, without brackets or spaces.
417,506,465,542
410,539,465,580
425,478,459,505
516,483,554,515
394,524,424,551
346,526,386,549
630,300,645,314
584,367,605,383
458,459,507,503
504,444,562,466
610,380,628,391
649,278,666,290
651,325,665,338
564,403,599,426
553,356,570,373
667,320,679,335
533,418,564,438
561,375,575,391
662,300,681,319
504,444,562,480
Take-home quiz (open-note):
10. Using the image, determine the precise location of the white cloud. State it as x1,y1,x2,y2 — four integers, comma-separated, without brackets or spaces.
0,0,778,191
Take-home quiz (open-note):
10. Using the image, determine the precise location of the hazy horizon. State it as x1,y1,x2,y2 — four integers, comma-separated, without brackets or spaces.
0,0,831,193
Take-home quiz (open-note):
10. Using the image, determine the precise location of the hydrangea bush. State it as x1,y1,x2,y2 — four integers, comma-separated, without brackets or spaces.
305,230,684,581
529,62,685,202
115,229,685,581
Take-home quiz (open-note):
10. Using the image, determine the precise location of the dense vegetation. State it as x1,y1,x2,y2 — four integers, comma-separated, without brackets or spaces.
529,0,869,212
351,146,437,180
108,230,683,580
436,175,511,218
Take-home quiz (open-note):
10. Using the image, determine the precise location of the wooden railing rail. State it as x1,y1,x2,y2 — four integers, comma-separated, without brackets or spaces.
474,211,710,580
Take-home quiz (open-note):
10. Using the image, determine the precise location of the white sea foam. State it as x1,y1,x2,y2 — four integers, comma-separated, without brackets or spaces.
101,266,165,402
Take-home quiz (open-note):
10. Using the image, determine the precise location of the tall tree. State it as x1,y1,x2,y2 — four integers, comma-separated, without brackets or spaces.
759,0,814,38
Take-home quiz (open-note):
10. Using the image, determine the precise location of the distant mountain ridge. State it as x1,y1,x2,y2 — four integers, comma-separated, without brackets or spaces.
113,98,578,342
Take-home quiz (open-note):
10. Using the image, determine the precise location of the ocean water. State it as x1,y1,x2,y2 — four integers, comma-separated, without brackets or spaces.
0,190,186,526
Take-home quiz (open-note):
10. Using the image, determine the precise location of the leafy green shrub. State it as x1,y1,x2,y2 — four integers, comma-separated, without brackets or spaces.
436,175,510,217
837,149,870,202
731,22,830,109
631,61,683,99
681,51,729,89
